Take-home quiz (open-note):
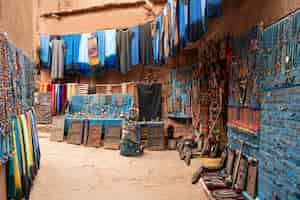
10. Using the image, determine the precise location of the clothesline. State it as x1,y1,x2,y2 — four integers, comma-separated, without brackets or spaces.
40,0,214,78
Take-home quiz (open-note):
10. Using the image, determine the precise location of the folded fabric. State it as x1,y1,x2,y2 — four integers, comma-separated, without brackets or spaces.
40,35,51,68
104,29,117,68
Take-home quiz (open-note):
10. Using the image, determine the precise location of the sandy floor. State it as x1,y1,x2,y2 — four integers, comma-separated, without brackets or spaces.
30,137,209,200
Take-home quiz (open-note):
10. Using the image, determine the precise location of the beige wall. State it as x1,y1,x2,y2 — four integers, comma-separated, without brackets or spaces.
38,0,165,35
0,0,35,58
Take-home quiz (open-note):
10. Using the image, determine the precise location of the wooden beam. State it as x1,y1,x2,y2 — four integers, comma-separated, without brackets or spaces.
40,0,167,18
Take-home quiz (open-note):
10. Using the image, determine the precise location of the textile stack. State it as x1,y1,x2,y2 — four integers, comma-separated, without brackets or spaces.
51,84,67,115
0,33,40,200
39,0,215,77
35,93,52,124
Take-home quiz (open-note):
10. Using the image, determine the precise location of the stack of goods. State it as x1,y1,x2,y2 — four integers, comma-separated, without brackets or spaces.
68,94,133,118
41,83,97,115
67,119,85,145
167,67,192,118
144,123,165,150
35,93,52,124
50,116,65,142
40,0,224,77
104,125,122,150
84,123,102,148
0,33,40,200
51,84,67,115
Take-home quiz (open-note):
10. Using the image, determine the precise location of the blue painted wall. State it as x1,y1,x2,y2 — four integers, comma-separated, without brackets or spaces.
227,10,300,199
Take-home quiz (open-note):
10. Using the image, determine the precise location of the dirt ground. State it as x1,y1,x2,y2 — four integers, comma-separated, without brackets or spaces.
30,135,209,200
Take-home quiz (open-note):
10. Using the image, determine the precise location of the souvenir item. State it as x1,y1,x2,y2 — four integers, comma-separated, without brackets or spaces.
67,120,84,145
104,124,122,150
50,116,65,142
86,124,102,148
35,105,52,124
235,157,248,190
81,120,89,145
232,141,245,186
226,149,236,176
147,124,165,150
246,160,258,197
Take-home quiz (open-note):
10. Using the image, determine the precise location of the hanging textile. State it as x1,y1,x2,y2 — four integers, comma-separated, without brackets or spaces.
116,29,133,74
88,36,99,66
95,31,106,66
129,26,140,66
137,83,162,121
163,3,171,58
39,35,51,68
78,33,91,76
139,23,153,65
7,111,41,200
61,35,74,72
104,29,117,68
153,15,163,64
207,0,222,17
189,0,207,42
178,0,189,49
71,34,82,72
50,39,65,80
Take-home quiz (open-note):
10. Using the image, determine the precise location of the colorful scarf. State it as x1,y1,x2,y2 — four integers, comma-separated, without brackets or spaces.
88,36,99,66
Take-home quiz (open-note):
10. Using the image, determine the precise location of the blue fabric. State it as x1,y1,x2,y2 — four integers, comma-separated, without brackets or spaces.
40,35,51,68
95,31,106,66
168,0,175,56
13,118,23,177
56,85,61,113
104,29,117,68
201,0,208,32
61,35,73,71
78,33,91,76
207,0,222,17
129,26,140,66
189,0,207,42
72,34,82,71
178,0,188,49
153,14,163,64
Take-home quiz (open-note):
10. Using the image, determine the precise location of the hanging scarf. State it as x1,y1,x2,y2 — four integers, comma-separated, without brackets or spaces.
16,116,30,198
